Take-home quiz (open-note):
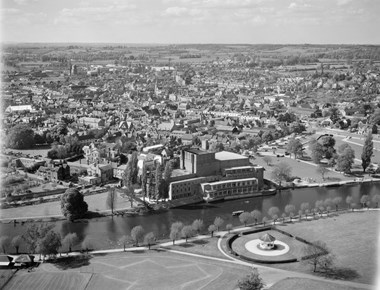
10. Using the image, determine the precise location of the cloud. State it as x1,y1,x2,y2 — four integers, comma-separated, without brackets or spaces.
164,6,203,17
54,4,136,25
13,0,38,5
289,2,297,9
336,0,353,5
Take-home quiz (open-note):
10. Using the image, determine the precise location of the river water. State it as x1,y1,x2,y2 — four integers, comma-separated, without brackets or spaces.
1,182,379,251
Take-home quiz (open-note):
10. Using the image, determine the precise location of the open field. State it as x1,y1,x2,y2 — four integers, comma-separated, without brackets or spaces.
4,251,251,290
255,153,351,184
4,270,92,290
4,146,52,158
269,277,363,290
0,190,134,220
271,211,380,284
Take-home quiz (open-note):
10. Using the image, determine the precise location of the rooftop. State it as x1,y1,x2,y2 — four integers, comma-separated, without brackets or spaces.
215,151,248,161
185,148,210,155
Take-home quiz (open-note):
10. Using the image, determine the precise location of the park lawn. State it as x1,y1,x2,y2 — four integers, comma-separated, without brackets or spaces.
269,277,363,290
162,235,227,259
5,251,252,290
255,154,350,184
0,270,16,289
4,271,91,290
0,191,135,220
269,211,380,285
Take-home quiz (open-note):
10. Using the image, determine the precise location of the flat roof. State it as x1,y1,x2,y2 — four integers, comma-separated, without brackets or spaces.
202,177,257,186
215,151,248,161
225,165,263,170
185,148,211,155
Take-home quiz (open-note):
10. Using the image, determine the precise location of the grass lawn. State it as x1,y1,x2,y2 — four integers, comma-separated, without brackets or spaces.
4,270,91,290
4,251,252,290
162,236,227,259
0,270,16,289
231,230,308,262
0,191,136,220
255,154,350,184
269,277,363,290
269,211,380,285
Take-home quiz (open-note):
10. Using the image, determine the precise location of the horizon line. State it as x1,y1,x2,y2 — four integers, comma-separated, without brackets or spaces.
2,42,380,46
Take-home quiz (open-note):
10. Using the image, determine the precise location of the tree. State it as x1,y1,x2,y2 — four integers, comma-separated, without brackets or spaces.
191,219,204,234
239,212,252,226
141,165,148,200
181,226,194,242
162,160,173,199
372,194,380,208
226,224,233,233
131,225,145,246
213,217,224,231
262,216,268,227
332,197,342,211
22,223,54,254
154,164,163,201
208,224,217,237
263,156,272,166
81,236,93,254
281,212,287,223
316,165,329,181
122,160,133,189
268,207,279,224
271,162,292,187
346,196,353,209
144,232,155,249
361,133,373,173
6,124,35,149
0,236,10,254
336,146,355,174
284,204,296,221
11,235,23,254
251,210,262,225
324,198,333,211
302,240,335,273
170,222,183,245
298,209,303,221
315,200,325,214
237,268,265,290
106,187,117,215
360,195,370,208
60,188,88,221
300,202,310,214
286,138,303,159
129,151,139,185
320,136,336,159
310,141,324,164
37,230,61,259
119,235,130,251
62,233,78,254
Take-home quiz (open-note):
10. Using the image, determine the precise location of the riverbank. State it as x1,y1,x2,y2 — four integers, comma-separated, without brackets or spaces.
3,209,377,290
0,189,143,222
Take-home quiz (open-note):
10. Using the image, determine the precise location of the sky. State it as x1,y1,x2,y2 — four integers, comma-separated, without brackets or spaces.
1,0,380,44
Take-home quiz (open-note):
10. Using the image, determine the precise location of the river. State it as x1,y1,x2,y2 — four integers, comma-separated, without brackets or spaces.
1,182,379,251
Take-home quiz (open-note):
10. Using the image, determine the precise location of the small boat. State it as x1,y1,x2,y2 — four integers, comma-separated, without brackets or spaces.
244,201,250,203
232,210,244,216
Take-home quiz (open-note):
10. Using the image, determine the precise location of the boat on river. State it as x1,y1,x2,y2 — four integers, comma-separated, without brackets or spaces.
232,210,244,216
